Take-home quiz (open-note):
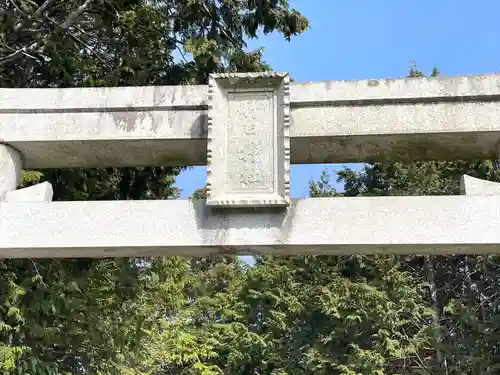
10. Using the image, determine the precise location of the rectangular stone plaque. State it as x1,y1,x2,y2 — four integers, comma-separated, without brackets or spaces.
207,72,290,207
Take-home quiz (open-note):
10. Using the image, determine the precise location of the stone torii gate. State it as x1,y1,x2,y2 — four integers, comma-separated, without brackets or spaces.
1,72,500,258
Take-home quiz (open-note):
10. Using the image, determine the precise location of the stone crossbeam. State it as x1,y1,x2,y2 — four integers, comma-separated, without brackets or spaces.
2,72,500,259
1,195,500,258
2,73,500,169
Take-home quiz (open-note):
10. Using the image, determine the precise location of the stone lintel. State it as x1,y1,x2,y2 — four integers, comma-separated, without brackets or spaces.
206,73,290,207
2,196,500,258
2,73,500,168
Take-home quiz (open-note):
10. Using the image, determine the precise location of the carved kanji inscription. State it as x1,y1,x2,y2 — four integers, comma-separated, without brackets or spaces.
207,73,290,207
226,92,273,192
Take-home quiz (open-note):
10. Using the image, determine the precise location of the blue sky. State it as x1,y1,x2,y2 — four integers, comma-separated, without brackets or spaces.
175,0,500,198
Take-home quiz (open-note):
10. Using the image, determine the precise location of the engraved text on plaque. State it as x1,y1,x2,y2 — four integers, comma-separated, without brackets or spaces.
206,73,290,207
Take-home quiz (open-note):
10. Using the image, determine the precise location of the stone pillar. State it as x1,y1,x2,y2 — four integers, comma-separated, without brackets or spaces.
0,144,22,200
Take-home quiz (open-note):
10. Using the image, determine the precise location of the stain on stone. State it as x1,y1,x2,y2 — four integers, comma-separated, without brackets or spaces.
279,201,297,245
468,75,481,93
155,150,202,167
171,86,177,105
367,80,380,87
112,111,139,132
142,112,159,133
191,114,208,138
215,245,239,255
153,86,167,107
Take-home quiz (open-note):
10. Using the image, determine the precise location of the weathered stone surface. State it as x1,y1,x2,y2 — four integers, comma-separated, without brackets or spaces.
2,196,500,258
3,73,500,259
2,73,500,168
0,84,208,168
460,175,500,195
0,144,21,200
4,182,53,202
206,72,290,207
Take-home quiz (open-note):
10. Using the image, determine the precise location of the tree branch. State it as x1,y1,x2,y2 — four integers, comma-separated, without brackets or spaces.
60,0,95,30
35,0,59,17
11,0,58,33
8,0,26,15
1,0,97,66
66,30,111,67
0,41,38,65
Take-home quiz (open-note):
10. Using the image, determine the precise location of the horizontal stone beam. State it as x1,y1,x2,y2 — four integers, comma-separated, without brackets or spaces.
2,73,500,168
2,195,500,258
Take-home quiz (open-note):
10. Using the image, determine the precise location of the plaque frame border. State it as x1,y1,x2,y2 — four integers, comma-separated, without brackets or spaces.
206,72,291,207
